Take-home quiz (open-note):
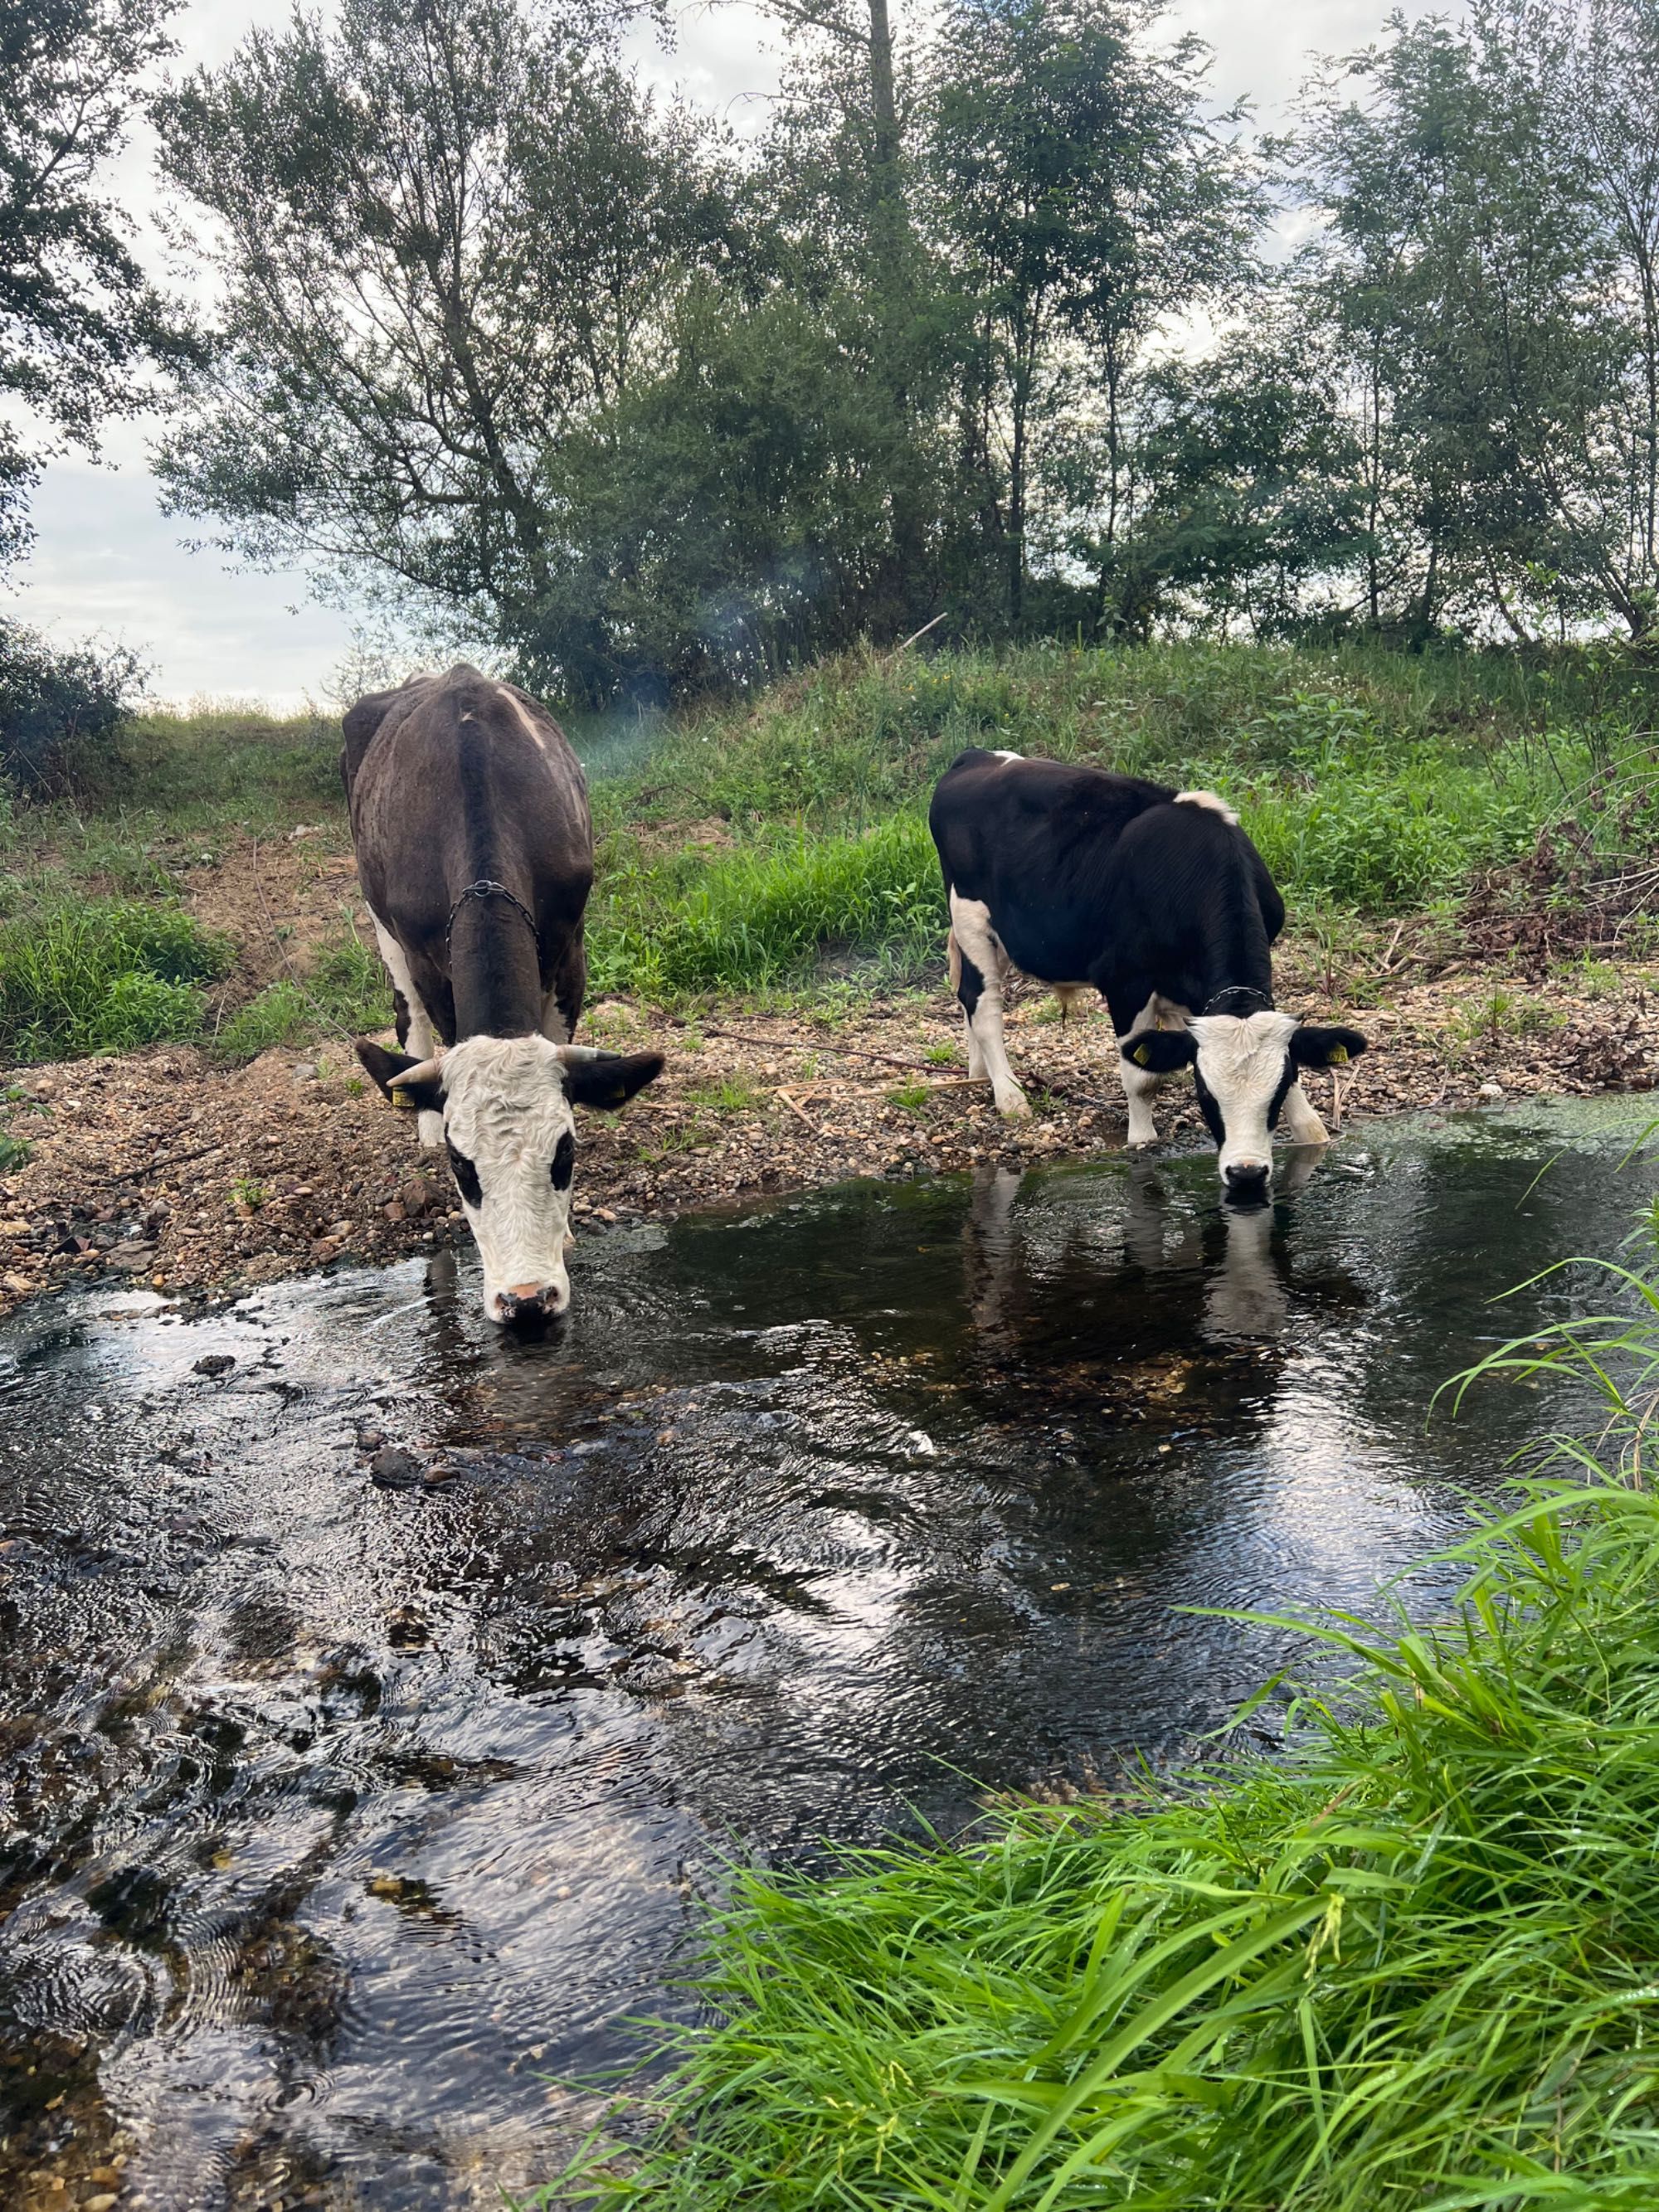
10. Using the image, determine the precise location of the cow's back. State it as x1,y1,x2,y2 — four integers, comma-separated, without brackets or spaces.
930,751,1177,980
346,665,593,942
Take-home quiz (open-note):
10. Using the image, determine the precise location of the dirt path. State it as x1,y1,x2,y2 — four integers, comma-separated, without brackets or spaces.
2,932,1653,1317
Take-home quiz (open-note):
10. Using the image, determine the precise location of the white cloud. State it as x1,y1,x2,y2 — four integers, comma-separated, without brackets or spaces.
5,0,1455,709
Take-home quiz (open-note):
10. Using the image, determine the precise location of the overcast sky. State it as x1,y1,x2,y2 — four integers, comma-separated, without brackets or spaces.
5,0,1448,712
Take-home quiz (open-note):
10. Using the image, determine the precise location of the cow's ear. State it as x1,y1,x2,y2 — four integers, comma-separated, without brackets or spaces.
1291,1024,1369,1068
561,1051,665,1111
356,1038,444,1113
1124,1029,1198,1074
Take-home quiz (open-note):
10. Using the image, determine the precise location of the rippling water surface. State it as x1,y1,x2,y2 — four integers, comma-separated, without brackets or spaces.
2,1100,1655,2208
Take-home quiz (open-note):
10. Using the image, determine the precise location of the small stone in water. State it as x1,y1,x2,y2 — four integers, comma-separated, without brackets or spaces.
192,1354,236,1378
369,1446,423,1490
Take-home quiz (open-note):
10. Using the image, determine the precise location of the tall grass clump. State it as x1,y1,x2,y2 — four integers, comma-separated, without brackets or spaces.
0,900,233,1061
551,1198,1659,2210
588,816,944,994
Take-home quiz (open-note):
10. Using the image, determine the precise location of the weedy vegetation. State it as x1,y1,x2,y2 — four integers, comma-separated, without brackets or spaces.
0,897,234,1062
2,642,1659,1062
546,1160,1659,2211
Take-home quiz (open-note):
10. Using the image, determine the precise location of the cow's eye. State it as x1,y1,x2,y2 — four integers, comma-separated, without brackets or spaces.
446,1140,482,1207
551,1131,576,1191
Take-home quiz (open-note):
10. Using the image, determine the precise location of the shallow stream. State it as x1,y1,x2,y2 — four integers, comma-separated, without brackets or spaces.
2,1099,1655,2208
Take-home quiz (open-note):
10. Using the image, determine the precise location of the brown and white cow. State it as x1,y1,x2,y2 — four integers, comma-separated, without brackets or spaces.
343,666,662,1324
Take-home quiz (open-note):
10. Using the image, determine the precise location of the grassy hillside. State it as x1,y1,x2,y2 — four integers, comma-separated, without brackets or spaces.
2,642,1657,1064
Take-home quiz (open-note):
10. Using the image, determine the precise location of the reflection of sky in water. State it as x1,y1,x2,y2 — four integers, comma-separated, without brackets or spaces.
1,1098,1656,2209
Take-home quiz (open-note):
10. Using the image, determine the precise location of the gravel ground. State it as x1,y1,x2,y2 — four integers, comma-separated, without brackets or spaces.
2,941,1653,1320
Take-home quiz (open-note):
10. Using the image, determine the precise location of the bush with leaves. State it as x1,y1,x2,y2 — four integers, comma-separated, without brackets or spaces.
0,618,147,794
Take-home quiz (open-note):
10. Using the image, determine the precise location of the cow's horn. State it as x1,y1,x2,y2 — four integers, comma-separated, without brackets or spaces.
400,1056,442,1086
552,1044,607,1063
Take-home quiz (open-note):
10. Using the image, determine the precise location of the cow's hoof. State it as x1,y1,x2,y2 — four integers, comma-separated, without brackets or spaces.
995,1090,1031,1121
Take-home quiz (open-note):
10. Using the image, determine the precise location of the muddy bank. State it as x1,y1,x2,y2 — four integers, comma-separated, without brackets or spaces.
1,943,1653,1316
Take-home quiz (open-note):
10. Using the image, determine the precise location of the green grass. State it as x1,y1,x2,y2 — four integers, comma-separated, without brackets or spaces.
6,642,1659,1053
587,815,944,994
572,641,1659,990
212,929,387,1059
0,898,235,1062
547,1186,1659,2211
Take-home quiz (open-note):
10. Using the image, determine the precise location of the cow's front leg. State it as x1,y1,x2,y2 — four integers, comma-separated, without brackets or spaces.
367,905,446,1149
541,938,586,1046
949,894,1028,1118
1114,992,1181,1148
1116,1044,1163,1147
1280,1081,1329,1146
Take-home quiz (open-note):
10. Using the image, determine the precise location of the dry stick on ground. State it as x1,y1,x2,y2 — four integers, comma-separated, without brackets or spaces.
886,610,950,659
774,1090,822,1134
658,1014,942,1077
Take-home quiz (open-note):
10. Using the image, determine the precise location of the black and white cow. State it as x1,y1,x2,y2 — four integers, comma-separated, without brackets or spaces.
928,749,1368,1192
343,666,663,1324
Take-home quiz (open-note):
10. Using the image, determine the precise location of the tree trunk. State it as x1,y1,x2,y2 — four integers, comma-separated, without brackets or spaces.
864,0,927,620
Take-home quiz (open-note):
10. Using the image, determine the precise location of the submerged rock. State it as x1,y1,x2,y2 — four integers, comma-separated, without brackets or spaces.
368,1445,424,1490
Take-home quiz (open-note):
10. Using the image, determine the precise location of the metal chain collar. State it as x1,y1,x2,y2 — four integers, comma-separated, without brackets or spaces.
444,879,541,954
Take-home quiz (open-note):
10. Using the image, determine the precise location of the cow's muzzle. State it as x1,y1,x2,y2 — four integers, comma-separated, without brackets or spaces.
1223,1158,1272,1198
494,1281,567,1329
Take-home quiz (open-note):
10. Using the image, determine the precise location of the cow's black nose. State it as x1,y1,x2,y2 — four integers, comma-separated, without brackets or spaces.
1224,1160,1271,1194
499,1288,561,1330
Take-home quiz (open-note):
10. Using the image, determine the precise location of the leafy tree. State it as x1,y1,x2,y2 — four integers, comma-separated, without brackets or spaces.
927,0,1259,630
543,282,922,694
155,0,727,698
1292,2,1659,642
1116,319,1370,639
0,0,182,567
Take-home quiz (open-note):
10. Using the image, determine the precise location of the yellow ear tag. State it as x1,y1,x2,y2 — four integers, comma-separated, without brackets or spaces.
391,1084,413,1110
1326,1045,1350,1066
1133,1043,1152,1067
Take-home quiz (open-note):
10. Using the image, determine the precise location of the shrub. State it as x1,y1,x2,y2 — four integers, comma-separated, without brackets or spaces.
0,619,147,795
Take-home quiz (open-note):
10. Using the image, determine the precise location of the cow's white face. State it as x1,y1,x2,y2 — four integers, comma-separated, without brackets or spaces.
356,1033,664,1324
1125,1013,1367,1193
438,1035,580,1324
1189,1011,1305,1188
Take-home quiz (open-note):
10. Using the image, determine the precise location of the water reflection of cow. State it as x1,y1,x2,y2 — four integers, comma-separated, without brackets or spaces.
959,1150,1365,1447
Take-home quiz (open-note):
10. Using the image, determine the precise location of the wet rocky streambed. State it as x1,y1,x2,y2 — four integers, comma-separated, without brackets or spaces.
2,1099,1655,2210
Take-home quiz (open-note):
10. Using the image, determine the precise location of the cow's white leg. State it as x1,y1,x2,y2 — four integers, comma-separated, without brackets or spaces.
540,989,570,1045
947,930,986,1077
1280,1081,1329,1146
367,905,445,1149
1116,993,1183,1149
1118,1057,1163,1148
948,892,1027,1118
